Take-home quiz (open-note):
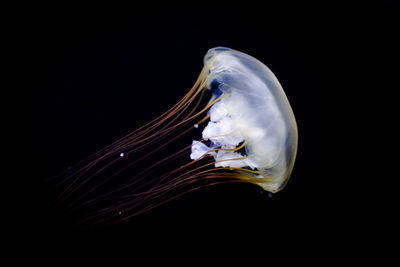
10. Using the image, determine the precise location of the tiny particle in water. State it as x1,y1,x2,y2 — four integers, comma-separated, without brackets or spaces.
194,124,199,128
268,192,273,198
118,211,122,215
120,152,125,157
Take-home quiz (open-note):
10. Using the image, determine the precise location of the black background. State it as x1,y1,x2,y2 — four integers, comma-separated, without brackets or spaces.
24,2,396,247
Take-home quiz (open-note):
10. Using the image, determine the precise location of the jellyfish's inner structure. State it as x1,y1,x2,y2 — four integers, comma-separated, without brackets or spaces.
51,47,298,226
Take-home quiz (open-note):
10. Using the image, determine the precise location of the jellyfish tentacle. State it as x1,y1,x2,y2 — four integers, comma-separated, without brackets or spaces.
55,72,213,203
52,63,212,196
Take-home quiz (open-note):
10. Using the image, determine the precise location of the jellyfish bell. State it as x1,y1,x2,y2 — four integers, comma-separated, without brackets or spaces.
51,47,298,226
192,47,298,192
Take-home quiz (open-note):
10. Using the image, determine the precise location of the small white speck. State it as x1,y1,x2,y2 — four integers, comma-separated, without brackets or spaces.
194,124,199,128
120,152,125,157
118,211,122,215
268,192,273,198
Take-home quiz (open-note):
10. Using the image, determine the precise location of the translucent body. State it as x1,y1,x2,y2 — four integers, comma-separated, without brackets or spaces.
192,47,298,192
53,46,299,224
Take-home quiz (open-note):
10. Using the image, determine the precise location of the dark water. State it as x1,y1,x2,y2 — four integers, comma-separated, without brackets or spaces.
24,3,395,246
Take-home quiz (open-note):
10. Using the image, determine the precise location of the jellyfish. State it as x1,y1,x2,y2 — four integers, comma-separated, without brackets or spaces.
50,47,298,226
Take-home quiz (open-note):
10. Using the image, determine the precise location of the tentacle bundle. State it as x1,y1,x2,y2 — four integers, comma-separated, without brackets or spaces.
50,59,239,226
